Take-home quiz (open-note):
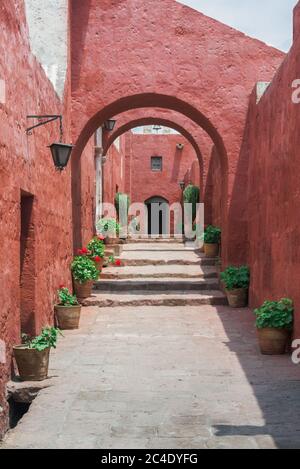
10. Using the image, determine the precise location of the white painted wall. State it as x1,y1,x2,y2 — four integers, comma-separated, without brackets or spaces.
24,0,68,98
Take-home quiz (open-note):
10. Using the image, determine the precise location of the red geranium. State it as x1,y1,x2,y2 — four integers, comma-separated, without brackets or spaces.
93,256,101,262
59,284,65,290
98,235,105,241
78,247,89,256
115,259,121,267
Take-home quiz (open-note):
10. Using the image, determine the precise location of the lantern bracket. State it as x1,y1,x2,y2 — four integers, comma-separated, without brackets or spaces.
26,115,63,141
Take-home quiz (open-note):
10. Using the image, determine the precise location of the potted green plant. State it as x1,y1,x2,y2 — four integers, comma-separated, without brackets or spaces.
54,286,81,330
71,255,99,300
221,266,250,307
255,298,293,355
87,236,105,272
97,218,121,245
13,327,61,381
203,225,221,257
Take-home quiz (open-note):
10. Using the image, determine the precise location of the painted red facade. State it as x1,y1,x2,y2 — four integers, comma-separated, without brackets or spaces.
245,3,300,339
2,0,300,439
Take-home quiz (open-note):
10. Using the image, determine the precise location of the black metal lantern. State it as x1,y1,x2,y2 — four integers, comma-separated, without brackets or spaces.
49,142,74,171
26,115,74,171
103,119,116,131
179,181,185,191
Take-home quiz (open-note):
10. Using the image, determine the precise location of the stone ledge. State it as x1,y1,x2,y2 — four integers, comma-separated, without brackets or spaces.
6,379,55,404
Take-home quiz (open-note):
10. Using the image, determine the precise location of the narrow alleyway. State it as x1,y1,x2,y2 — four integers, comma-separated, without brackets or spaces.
2,242,300,449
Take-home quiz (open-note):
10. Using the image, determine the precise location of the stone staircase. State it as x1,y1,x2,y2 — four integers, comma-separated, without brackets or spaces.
83,240,227,307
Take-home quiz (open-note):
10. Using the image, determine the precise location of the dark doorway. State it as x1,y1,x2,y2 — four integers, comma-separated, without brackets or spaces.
20,192,36,336
145,196,169,236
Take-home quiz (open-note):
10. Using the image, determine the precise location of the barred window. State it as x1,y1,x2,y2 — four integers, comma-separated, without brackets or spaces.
151,156,163,172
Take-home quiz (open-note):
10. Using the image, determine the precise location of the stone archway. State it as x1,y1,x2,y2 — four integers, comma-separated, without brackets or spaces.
70,0,283,263
103,117,204,198
71,93,229,258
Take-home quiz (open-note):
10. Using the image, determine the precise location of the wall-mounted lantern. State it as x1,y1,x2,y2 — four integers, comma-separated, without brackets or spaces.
179,181,185,191
103,120,116,132
26,115,74,171
176,143,184,150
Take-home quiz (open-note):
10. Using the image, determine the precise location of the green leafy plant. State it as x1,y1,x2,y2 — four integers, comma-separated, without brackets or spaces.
71,256,99,284
87,236,105,258
221,266,250,291
183,185,200,221
115,193,130,218
204,225,221,244
255,298,294,330
21,327,62,351
97,218,120,237
57,286,78,306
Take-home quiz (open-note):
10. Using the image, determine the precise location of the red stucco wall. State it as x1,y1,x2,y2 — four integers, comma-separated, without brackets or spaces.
246,3,300,338
70,0,284,263
0,1,75,437
128,133,199,206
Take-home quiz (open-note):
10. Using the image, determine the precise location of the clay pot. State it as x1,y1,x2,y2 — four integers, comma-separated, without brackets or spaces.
73,279,94,301
226,288,248,308
105,237,120,245
54,305,81,330
204,243,219,257
13,346,50,381
257,328,290,355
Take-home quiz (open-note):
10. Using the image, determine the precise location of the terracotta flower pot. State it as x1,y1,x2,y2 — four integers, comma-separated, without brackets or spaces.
204,243,219,257
73,279,94,301
54,305,81,330
13,346,50,381
226,288,248,308
257,328,290,355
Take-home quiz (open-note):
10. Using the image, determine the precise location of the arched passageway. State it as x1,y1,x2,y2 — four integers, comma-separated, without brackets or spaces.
72,93,228,259
103,117,204,198
70,0,283,264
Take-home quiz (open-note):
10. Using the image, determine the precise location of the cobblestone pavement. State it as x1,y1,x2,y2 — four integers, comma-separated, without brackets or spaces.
2,304,300,449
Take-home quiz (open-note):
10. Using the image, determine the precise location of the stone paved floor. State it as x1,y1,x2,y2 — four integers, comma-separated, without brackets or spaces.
2,304,300,449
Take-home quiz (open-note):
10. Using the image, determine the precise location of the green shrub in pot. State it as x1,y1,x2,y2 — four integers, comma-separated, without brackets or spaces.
255,298,294,355
221,266,250,308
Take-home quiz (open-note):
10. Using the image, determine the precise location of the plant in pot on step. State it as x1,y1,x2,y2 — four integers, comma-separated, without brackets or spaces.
203,225,221,257
97,218,120,245
220,265,250,308
255,298,293,355
13,327,62,381
54,285,81,330
71,254,99,301
87,236,105,275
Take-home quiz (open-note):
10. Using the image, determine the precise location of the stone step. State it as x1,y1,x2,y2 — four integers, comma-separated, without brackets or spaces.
123,246,196,252
126,238,184,244
94,278,219,292
120,250,214,266
101,264,218,279
82,290,227,308
121,258,216,266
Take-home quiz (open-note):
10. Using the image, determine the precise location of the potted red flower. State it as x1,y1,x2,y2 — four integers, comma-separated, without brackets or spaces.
54,286,81,330
87,236,105,274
